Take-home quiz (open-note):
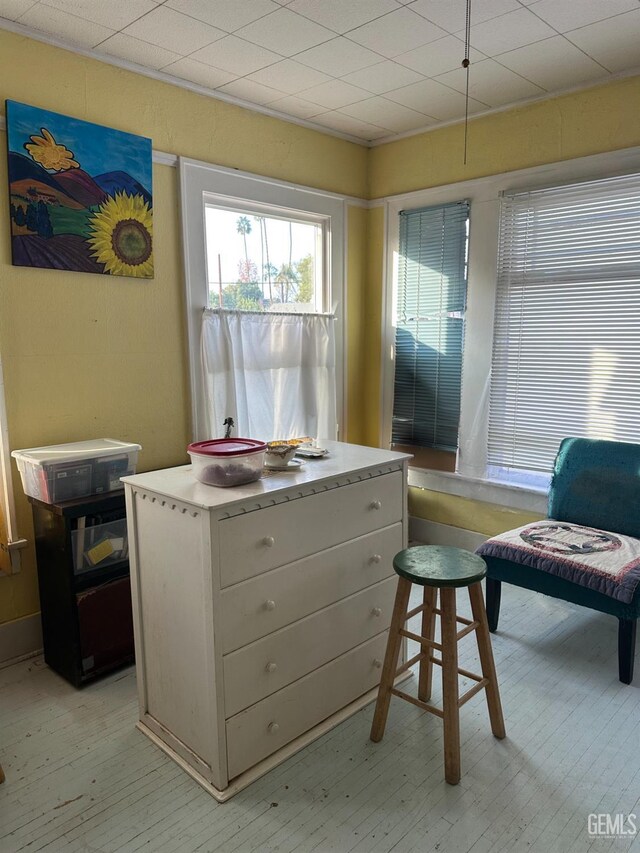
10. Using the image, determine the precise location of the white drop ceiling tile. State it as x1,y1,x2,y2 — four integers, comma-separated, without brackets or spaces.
247,60,331,95
313,110,388,140
459,7,557,55
286,0,397,35
123,7,225,54
298,79,370,109
564,10,640,73
18,3,114,47
190,35,282,75
436,58,544,106
268,95,325,118
341,60,424,94
163,57,236,89
297,37,383,76
165,0,280,32
339,96,433,128
386,77,486,120
497,35,608,91
41,0,156,30
235,8,334,57
347,6,447,58
396,34,483,77
98,32,182,69
217,78,285,105
527,0,639,33
0,0,37,21
410,0,520,33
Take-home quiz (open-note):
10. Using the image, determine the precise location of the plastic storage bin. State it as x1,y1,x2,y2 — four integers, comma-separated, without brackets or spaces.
12,439,141,502
188,438,267,487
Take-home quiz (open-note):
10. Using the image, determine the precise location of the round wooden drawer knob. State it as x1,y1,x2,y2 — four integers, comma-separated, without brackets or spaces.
265,662,278,673
264,599,276,611
263,536,275,547
268,722,280,734
369,500,382,510
371,607,382,617
373,659,382,669
370,554,382,564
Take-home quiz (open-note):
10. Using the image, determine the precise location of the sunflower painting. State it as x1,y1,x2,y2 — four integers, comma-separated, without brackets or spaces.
6,100,153,278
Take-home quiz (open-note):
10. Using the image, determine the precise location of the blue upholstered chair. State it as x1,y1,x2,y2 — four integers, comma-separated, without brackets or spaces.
477,438,640,684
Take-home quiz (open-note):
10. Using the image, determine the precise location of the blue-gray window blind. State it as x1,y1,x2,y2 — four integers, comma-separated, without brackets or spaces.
392,200,469,451
489,171,640,474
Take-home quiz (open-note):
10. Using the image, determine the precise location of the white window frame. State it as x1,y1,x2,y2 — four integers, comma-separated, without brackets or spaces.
0,356,27,575
179,157,346,443
381,145,640,510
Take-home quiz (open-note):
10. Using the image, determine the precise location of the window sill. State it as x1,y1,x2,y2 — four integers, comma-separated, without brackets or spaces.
407,466,548,515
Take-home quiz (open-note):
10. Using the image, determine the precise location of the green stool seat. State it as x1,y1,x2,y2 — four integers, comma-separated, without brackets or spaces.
393,545,487,588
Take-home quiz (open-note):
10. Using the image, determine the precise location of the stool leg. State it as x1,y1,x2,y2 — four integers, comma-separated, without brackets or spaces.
418,586,437,702
370,577,412,743
469,582,506,739
440,587,461,785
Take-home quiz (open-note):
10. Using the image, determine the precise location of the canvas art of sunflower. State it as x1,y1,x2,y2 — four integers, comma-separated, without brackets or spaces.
5,100,153,278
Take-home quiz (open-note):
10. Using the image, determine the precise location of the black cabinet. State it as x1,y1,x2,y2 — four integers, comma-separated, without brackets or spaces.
30,491,134,687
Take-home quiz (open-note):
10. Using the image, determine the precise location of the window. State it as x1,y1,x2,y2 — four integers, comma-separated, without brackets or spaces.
488,172,640,478
391,202,469,471
382,147,640,501
179,158,345,442
205,206,324,313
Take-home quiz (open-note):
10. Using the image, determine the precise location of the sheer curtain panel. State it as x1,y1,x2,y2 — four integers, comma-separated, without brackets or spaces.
201,310,337,442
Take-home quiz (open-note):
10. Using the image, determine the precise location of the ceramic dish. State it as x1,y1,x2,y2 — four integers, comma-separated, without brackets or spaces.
295,446,328,458
264,458,303,471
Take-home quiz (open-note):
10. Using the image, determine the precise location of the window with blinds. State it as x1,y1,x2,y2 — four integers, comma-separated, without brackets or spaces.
488,171,640,476
392,201,469,452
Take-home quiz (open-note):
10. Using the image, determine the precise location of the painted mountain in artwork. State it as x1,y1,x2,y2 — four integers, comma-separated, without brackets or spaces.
7,101,153,278
94,171,152,207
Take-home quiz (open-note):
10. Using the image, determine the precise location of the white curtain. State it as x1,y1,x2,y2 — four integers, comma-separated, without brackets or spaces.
201,310,337,442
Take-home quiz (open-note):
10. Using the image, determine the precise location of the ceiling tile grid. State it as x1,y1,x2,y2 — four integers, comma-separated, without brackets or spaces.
0,0,638,143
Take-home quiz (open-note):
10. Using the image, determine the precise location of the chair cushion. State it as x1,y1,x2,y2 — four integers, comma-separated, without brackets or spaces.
477,520,640,604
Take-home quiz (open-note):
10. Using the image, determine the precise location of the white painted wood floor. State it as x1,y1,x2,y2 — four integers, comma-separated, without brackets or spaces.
2,583,640,853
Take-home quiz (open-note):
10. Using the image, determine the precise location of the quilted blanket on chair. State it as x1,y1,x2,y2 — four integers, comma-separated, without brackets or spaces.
477,520,640,603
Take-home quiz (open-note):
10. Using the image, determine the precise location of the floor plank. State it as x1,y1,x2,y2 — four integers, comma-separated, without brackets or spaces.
1,583,639,853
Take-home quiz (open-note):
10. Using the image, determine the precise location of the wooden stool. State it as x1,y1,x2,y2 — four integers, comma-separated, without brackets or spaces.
370,545,505,784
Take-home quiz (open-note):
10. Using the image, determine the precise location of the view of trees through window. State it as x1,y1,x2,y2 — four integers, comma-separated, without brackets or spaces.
205,206,322,312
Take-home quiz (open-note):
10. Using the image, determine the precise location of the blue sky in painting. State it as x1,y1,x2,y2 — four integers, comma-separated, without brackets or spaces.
6,100,152,191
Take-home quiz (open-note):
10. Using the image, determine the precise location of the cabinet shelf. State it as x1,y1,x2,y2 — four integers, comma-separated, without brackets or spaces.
30,491,134,687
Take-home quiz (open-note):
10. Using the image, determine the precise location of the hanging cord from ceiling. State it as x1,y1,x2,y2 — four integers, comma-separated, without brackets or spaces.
462,0,472,164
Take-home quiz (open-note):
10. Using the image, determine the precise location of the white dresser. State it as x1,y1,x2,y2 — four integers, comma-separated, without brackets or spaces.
122,441,410,801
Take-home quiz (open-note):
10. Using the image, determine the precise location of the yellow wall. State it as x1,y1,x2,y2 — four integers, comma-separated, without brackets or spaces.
409,488,542,538
0,29,368,626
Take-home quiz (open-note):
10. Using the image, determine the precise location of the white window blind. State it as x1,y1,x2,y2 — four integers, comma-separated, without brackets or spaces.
392,201,469,451
489,171,640,475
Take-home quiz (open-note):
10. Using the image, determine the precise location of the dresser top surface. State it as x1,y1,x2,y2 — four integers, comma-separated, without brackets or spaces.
122,441,410,510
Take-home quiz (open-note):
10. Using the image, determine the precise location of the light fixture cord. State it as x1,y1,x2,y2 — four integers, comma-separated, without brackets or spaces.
463,0,471,164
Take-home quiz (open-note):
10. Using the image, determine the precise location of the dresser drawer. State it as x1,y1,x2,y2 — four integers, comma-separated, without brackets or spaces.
220,523,402,654
223,576,396,717
226,631,389,779
219,470,403,587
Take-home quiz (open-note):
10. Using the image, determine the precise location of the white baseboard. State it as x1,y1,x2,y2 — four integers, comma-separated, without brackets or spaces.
0,613,42,668
409,516,488,552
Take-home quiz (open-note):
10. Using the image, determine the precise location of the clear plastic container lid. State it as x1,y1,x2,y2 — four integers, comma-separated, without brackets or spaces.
187,438,267,457
11,438,142,466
